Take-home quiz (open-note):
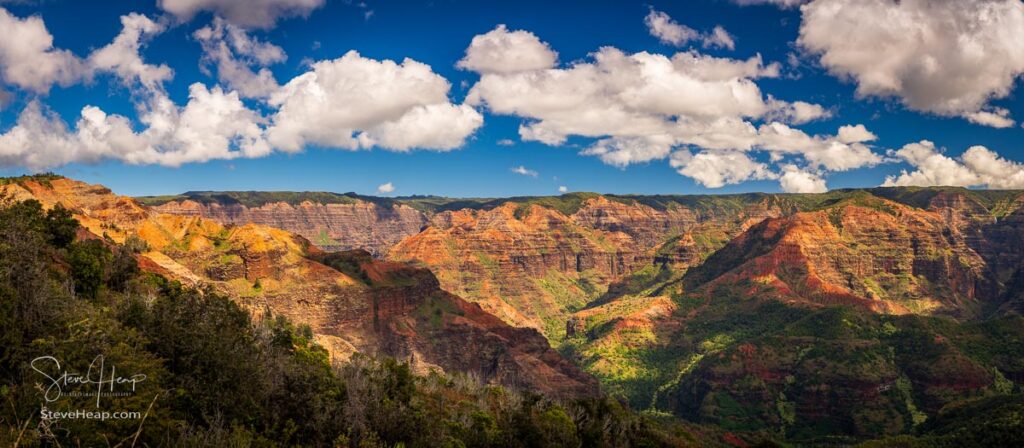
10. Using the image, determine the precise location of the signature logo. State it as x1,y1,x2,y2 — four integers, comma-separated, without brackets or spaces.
31,355,147,407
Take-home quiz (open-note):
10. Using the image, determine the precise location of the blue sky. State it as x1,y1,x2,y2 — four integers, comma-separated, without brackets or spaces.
1,0,1023,197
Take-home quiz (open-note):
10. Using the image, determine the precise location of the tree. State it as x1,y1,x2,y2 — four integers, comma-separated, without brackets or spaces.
44,203,78,248
107,246,139,292
68,239,112,299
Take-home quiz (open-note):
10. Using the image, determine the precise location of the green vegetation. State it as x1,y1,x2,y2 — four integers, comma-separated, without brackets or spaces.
857,394,1024,447
568,256,1024,444
869,186,1024,215
315,249,374,284
534,269,603,340
415,292,464,328
0,172,64,187
314,229,340,246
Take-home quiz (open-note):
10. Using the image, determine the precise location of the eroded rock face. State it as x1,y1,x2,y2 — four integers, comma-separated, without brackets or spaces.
152,199,428,257
571,196,698,249
685,199,990,317
925,191,1024,305
390,202,650,340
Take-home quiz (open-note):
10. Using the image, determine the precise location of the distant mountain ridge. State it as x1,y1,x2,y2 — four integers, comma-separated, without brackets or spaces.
138,186,1024,214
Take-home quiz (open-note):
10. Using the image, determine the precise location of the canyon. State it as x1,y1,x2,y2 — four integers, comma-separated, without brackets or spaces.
21,177,1024,442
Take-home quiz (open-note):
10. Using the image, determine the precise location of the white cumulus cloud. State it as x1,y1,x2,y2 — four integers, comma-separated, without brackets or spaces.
779,165,827,193
0,84,269,170
645,8,735,50
0,8,173,95
964,108,1015,129
836,124,877,144
0,9,272,170
757,122,882,172
377,182,395,193
883,141,1024,189
456,25,558,74
466,47,783,148
670,150,776,188
88,13,173,93
764,99,830,124
267,51,483,153
798,0,1024,127
194,16,285,99
0,7,85,93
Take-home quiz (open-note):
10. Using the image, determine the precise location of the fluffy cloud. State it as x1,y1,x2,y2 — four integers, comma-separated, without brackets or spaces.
129,84,270,166
757,122,882,172
158,0,324,28
645,9,735,50
511,165,538,177
0,8,85,93
0,8,172,95
799,0,1024,127
194,17,285,99
466,47,783,147
670,150,775,188
558,185,568,193
463,25,876,191
964,108,1015,129
88,13,173,92
883,141,1024,189
836,124,876,144
764,99,830,124
704,26,736,51
456,25,557,74
779,165,827,193
268,51,482,152
644,9,698,47
377,182,395,193
0,84,268,170
580,135,676,168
